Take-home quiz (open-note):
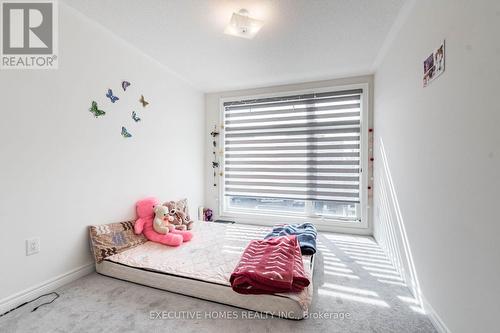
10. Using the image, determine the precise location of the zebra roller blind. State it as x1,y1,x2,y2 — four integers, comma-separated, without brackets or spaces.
223,89,363,204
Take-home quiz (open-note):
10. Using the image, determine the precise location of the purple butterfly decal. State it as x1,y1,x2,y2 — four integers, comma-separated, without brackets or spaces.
122,81,131,91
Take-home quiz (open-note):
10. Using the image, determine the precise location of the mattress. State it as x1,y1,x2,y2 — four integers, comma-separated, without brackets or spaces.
96,222,314,319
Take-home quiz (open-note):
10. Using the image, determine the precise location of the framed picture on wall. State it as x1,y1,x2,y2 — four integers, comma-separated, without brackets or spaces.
423,41,445,87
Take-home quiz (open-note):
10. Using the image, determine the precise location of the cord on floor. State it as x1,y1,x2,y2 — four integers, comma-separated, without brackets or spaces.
0,292,60,317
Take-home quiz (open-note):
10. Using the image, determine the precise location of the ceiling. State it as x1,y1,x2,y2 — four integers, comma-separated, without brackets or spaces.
64,0,407,92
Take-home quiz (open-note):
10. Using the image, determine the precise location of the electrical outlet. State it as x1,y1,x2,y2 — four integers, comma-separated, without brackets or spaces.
26,238,40,256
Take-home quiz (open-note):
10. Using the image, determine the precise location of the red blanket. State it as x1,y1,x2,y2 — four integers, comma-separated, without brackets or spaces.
230,235,310,294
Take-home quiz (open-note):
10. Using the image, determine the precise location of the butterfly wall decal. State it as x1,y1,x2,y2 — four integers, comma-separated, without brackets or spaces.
132,111,141,122
106,89,119,103
121,126,132,138
89,101,105,117
122,81,131,91
139,95,149,107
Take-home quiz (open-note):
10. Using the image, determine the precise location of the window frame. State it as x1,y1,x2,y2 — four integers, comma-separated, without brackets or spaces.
217,83,370,233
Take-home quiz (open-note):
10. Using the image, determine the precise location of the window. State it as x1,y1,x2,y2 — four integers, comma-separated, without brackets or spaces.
221,88,366,223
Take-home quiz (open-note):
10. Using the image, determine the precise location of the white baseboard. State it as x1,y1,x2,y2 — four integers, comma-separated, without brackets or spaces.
421,294,450,333
0,262,95,315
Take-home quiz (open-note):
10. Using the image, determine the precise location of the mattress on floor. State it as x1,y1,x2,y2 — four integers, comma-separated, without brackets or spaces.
96,222,314,319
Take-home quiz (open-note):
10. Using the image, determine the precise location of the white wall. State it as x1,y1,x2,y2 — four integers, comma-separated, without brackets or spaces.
204,75,373,234
0,4,204,305
373,1,500,332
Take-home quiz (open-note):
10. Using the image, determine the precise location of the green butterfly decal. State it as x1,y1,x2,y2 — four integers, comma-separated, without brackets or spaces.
89,101,105,117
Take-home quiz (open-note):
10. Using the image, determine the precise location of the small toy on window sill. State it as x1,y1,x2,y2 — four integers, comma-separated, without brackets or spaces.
203,208,213,222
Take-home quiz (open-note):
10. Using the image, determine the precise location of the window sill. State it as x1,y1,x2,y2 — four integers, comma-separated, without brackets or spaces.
220,209,370,235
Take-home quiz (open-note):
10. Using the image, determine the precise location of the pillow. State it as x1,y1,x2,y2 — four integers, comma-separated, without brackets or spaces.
88,220,147,263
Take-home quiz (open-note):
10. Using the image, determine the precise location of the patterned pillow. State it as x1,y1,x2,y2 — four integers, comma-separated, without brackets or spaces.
88,220,147,263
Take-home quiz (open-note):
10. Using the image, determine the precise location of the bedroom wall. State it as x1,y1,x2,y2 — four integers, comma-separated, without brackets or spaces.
0,3,204,306
373,0,500,332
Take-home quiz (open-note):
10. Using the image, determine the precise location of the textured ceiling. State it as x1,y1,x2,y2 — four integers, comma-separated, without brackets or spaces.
64,0,407,92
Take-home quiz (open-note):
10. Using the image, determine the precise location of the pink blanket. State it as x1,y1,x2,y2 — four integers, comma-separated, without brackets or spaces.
230,235,310,294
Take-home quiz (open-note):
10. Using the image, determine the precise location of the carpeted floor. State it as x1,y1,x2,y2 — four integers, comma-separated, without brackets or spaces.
0,233,436,333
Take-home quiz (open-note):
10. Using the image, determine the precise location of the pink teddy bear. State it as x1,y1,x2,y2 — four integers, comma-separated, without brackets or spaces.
133,197,193,246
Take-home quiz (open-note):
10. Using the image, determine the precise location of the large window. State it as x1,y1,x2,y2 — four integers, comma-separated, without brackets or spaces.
221,87,366,223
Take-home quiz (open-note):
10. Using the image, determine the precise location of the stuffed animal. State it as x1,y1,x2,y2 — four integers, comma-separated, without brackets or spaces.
167,208,187,231
203,208,213,222
164,200,194,230
133,197,193,246
169,208,194,231
153,205,175,234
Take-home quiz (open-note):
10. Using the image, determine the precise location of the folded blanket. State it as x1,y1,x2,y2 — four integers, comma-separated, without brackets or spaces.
265,223,317,255
230,236,310,294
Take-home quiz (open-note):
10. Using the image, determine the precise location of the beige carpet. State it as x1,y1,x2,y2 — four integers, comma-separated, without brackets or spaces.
0,233,436,332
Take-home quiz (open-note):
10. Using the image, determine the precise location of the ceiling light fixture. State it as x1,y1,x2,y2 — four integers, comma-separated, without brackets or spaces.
224,9,264,39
